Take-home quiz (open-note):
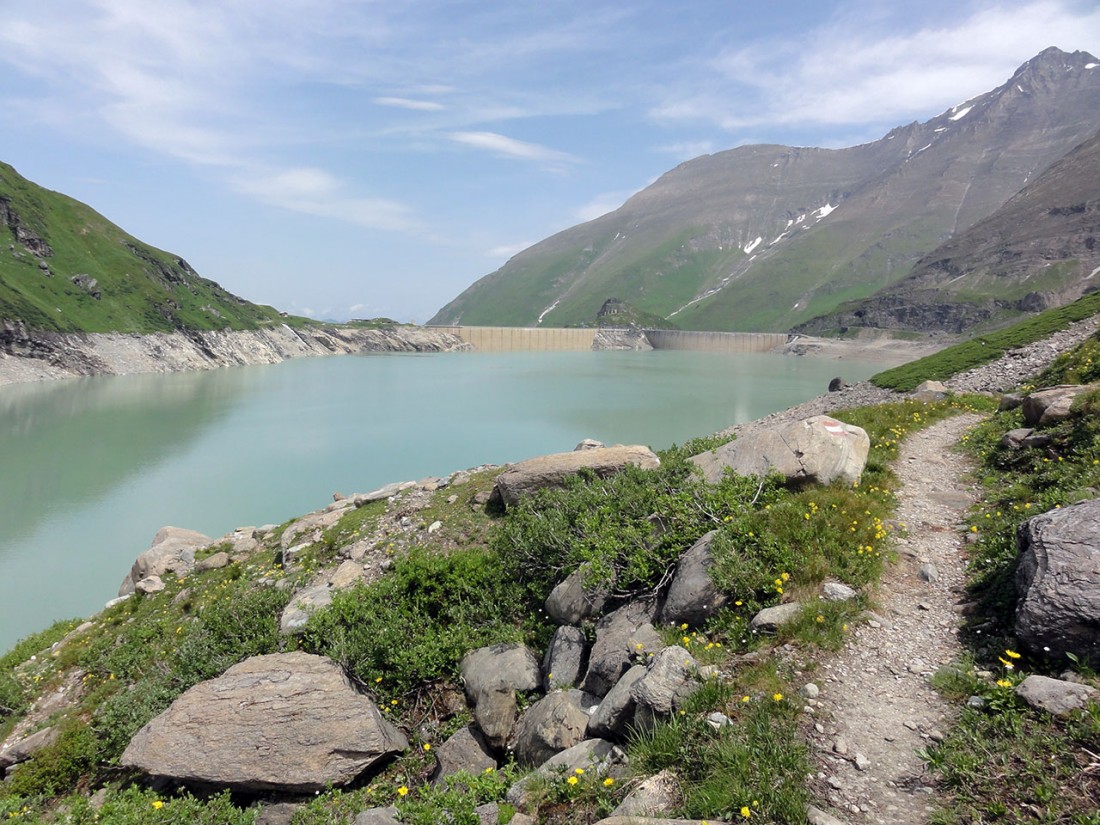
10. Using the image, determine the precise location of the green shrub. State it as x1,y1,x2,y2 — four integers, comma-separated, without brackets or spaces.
299,546,536,697
5,721,100,797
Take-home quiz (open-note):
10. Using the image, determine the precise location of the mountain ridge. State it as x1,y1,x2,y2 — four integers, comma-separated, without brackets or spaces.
431,47,1100,333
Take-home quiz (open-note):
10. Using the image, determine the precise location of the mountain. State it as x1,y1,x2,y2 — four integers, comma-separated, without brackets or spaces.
795,129,1100,335
0,162,289,333
431,48,1100,332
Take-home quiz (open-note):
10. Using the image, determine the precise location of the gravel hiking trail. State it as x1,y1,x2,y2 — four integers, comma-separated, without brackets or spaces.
809,412,985,824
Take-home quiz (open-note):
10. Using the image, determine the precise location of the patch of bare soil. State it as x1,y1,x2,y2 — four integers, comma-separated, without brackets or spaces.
809,413,984,824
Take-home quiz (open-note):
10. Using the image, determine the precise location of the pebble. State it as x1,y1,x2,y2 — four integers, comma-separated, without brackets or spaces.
855,753,871,771
833,737,849,755
801,683,820,699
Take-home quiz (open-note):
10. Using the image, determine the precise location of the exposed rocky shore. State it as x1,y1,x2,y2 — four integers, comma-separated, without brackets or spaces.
0,321,470,386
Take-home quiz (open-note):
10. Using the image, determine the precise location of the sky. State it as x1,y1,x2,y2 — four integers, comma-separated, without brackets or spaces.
2,1,1099,323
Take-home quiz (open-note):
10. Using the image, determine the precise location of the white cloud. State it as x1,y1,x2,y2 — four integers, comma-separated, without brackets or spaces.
651,1,1100,133
448,131,580,165
373,96,446,111
234,167,418,232
487,241,533,259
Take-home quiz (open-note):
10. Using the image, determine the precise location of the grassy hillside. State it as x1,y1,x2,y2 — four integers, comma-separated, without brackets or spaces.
0,162,294,333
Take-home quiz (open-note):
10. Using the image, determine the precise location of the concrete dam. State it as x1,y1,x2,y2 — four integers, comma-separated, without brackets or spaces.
430,326,788,353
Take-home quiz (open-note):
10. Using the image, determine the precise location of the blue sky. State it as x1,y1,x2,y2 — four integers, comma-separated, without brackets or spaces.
2,1,1099,323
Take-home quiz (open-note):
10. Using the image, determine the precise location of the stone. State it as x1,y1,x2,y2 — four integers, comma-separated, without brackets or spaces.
914,380,948,394
509,691,590,767
807,804,847,825
1001,428,1036,449
854,753,870,771
472,689,518,750
118,526,211,596
0,726,59,771
490,445,661,509
998,393,1025,411
749,602,803,634
833,737,848,755
822,582,857,601
659,531,730,626
800,683,820,699
610,769,681,817
431,726,496,784
588,665,647,740
705,712,731,730
582,601,662,697
328,559,365,590
690,415,870,487
256,802,300,825
1022,384,1098,426
574,439,605,451
1015,675,1099,717
545,564,610,625
917,563,939,583
461,643,541,749
279,582,333,633
135,575,165,594
352,481,417,507
543,626,588,691
1015,499,1100,662
631,646,698,716
120,652,407,792
506,739,625,808
195,551,230,572
474,802,499,825
353,807,402,825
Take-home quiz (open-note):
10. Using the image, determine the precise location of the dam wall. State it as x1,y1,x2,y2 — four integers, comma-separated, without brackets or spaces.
431,326,788,353
644,330,787,353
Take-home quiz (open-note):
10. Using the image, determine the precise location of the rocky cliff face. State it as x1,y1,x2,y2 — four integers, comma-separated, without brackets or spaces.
0,322,470,386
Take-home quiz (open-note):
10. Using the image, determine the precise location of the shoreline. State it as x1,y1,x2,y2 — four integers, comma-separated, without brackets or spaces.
0,323,946,388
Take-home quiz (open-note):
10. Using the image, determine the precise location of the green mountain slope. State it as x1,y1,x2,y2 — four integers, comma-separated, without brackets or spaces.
797,129,1100,335
0,162,288,333
431,48,1100,332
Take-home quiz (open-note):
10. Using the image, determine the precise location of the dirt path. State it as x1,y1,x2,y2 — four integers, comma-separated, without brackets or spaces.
810,413,984,824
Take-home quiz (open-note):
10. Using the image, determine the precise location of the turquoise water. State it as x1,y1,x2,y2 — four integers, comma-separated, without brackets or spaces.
0,350,883,652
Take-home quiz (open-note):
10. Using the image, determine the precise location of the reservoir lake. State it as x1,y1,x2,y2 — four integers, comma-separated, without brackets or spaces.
0,349,886,652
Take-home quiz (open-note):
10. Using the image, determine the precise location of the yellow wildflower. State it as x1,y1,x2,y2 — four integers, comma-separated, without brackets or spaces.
603,777,615,787
397,786,409,797
151,800,164,810
567,776,579,786
773,692,783,702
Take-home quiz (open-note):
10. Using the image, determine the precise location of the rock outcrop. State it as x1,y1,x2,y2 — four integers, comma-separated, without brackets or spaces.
120,652,407,792
690,415,869,486
490,445,661,509
1015,499,1100,662
118,526,212,596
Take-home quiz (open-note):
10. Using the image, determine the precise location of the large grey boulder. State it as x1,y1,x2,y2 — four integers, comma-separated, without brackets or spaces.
659,531,729,626
543,626,588,691
631,646,699,716
582,601,663,697
1015,499,1100,662
1022,384,1097,426
460,643,542,749
610,769,681,818
545,564,610,624
118,526,211,596
279,581,334,634
750,602,804,634
508,691,590,767
431,726,497,784
120,652,407,792
0,726,58,772
588,665,647,739
690,415,870,487
1015,675,1099,716
490,446,661,509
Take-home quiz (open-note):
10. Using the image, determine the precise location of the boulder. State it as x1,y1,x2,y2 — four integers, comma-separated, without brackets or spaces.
460,643,542,749
120,652,407,792
1022,384,1097,427
998,393,1025,411
508,691,590,767
135,575,165,595
749,602,803,634
822,582,857,602
690,416,869,487
582,601,663,697
1015,675,1099,717
329,559,365,590
118,526,211,596
195,551,230,572
659,531,729,626
574,439,605,451
1015,499,1100,662
506,738,626,808
490,446,661,509
0,726,58,771
543,626,588,691
631,646,698,716
279,581,333,634
610,769,681,817
545,564,610,624
588,665,647,739
431,725,496,784
353,808,402,825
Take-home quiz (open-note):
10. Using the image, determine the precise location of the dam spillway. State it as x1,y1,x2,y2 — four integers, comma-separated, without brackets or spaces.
430,326,788,353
